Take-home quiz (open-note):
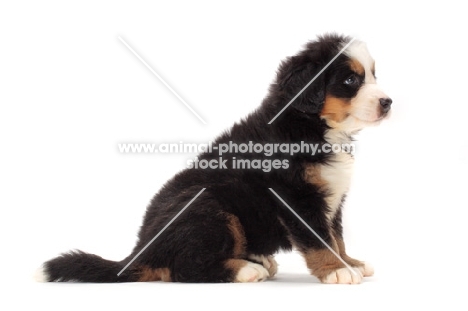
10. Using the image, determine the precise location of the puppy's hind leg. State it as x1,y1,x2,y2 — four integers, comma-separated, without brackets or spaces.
248,254,278,278
169,211,268,283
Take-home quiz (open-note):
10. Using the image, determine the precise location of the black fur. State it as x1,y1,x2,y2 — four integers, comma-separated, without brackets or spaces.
41,34,370,283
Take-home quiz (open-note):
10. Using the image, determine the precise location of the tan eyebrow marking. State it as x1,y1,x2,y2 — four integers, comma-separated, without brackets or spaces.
349,59,364,76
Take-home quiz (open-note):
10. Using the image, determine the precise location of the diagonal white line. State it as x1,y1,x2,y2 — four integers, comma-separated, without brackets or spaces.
268,188,357,276
118,36,207,125
117,188,206,276
268,37,356,124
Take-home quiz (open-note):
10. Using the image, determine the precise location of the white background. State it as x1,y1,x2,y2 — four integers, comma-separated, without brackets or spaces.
1,1,467,310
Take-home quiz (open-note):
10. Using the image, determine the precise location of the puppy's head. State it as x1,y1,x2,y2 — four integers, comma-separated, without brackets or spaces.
275,34,391,132
320,40,392,132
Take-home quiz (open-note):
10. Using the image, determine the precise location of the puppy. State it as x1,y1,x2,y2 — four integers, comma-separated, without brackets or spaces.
36,34,391,284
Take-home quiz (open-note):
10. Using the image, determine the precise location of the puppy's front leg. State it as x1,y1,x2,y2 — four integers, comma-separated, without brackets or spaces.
331,209,374,277
333,237,374,278
302,244,363,284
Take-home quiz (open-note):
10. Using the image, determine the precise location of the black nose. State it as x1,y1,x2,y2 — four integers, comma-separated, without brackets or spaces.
379,97,392,113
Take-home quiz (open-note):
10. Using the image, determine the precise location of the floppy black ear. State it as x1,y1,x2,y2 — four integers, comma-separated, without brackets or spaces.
294,72,326,114
275,55,326,114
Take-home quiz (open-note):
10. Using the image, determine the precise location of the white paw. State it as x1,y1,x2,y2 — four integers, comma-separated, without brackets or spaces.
357,262,374,277
235,262,270,283
248,255,278,277
322,267,363,284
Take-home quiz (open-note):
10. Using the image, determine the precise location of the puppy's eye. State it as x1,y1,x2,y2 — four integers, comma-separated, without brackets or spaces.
343,75,357,85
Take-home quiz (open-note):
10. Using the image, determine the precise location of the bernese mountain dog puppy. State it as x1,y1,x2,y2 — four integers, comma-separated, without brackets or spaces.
37,34,391,284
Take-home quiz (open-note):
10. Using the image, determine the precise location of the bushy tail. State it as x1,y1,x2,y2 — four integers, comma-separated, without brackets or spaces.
35,250,137,283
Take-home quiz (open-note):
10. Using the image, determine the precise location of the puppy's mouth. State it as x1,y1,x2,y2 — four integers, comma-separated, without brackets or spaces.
378,109,391,121
351,111,390,124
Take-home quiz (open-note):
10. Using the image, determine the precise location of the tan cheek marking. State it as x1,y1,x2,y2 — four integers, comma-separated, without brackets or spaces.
349,59,365,76
225,213,247,257
321,96,351,122
138,267,172,282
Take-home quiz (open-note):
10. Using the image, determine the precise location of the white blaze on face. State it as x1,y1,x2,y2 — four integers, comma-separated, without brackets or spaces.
345,41,376,83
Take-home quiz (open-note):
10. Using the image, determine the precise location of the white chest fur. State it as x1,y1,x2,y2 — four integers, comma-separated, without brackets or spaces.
302,130,355,222
319,151,354,222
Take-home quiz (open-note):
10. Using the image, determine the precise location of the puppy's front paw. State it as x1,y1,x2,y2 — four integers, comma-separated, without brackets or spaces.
321,267,363,284
356,262,374,277
341,254,374,277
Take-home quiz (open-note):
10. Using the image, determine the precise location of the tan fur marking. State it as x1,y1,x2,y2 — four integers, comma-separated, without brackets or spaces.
303,246,347,281
225,213,246,257
333,234,373,277
138,267,171,282
320,96,351,122
349,58,365,76
334,235,363,267
303,163,328,189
